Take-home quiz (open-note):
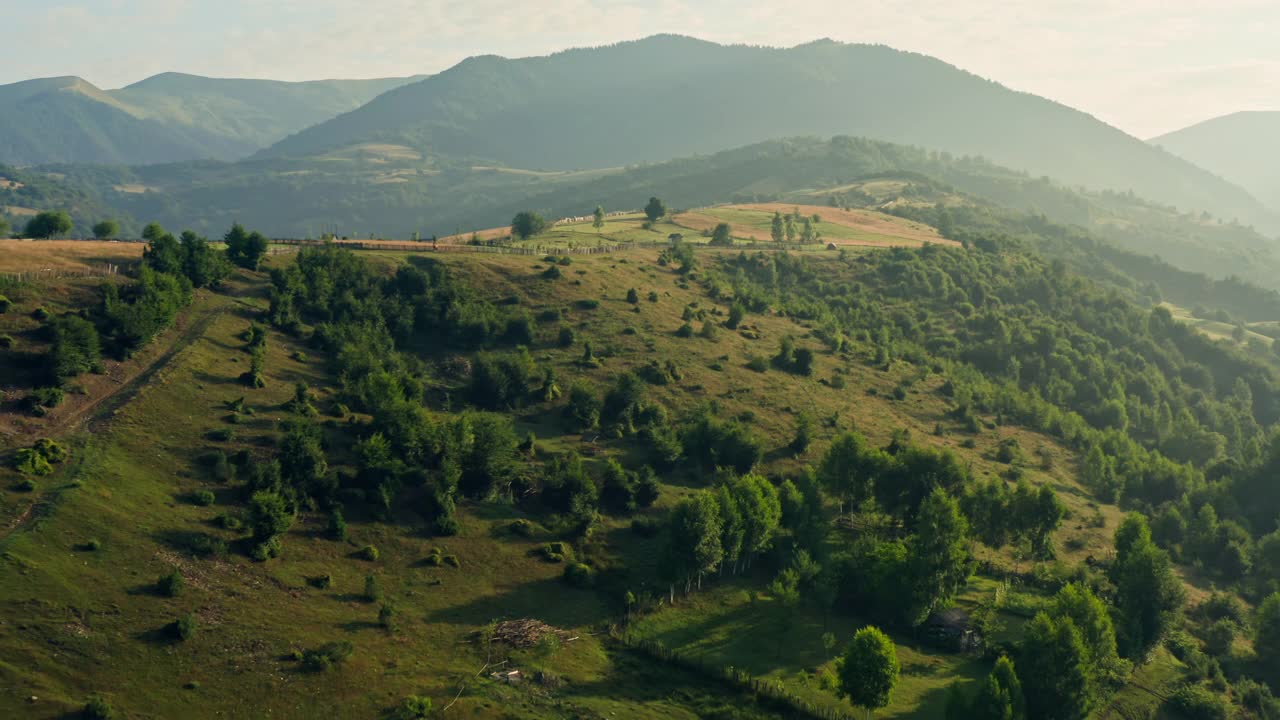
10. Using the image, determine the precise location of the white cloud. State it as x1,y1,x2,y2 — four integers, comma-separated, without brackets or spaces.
2,0,1277,136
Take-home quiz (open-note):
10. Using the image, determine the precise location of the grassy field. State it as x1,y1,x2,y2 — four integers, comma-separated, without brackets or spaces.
0,239,143,273
0,244,1188,718
674,203,950,248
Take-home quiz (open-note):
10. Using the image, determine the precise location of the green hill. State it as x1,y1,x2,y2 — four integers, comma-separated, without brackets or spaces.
263,35,1277,233
0,73,424,166
1151,111,1280,212
2,195,1273,716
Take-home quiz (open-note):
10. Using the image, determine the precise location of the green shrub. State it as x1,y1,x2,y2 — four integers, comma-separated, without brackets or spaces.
32,438,67,463
996,437,1022,464
32,307,49,321
378,603,397,630
250,536,282,561
192,490,216,507
0,334,13,349
574,299,599,310
13,448,52,476
558,325,575,347
27,386,64,410
157,570,185,597
363,574,383,602
508,518,536,537
424,550,444,567
540,542,573,563
83,695,116,719
746,356,769,373
0,295,11,313
675,323,694,338
301,640,353,672
647,291,659,302
434,515,460,536
443,554,461,568
541,265,562,280
1165,685,1228,720
15,478,36,492
308,574,333,589
327,508,348,541
396,695,434,719
206,428,235,442
217,514,242,530
82,538,102,551
359,544,380,561
291,351,308,362
169,614,196,641
563,562,596,588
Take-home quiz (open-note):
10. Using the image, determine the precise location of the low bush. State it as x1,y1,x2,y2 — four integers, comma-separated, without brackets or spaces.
359,544,380,561
192,490,216,506
308,574,333,589
363,574,383,602
443,554,461,568
169,614,196,641
83,695,116,719
508,518,537,537
563,562,596,588
13,448,52,476
540,541,573,563
26,387,64,411
157,570,185,597
301,640,354,672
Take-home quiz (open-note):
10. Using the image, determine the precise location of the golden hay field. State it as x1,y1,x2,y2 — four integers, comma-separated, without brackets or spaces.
0,239,144,273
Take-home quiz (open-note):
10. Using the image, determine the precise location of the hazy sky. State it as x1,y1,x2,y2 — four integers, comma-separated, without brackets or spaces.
5,0,1277,137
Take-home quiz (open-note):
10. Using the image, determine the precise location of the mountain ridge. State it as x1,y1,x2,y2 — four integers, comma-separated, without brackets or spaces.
260,35,1277,233
0,72,426,165
1151,111,1280,213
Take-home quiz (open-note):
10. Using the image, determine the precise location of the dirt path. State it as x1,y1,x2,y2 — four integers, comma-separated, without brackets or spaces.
1,298,227,544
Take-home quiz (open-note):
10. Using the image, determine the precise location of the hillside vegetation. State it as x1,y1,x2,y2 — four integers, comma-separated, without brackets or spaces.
5,186,1280,719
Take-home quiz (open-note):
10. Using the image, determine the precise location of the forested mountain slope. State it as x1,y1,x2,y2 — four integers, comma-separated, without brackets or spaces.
265,35,1276,232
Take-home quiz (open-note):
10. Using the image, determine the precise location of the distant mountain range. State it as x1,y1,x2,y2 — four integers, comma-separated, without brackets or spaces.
0,73,425,165
1152,112,1280,213
261,35,1277,233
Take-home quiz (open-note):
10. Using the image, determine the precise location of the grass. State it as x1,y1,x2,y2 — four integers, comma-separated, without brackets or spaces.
0,239,143,273
627,578,989,719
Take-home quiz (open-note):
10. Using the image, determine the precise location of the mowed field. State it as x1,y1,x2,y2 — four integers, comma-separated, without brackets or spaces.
674,203,951,247
0,239,144,273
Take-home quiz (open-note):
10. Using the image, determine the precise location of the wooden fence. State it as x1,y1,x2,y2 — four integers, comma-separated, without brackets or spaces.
268,238,836,256
612,630,858,720
0,263,133,284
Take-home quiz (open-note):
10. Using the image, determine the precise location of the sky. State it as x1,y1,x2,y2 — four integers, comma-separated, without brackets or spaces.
4,0,1278,138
